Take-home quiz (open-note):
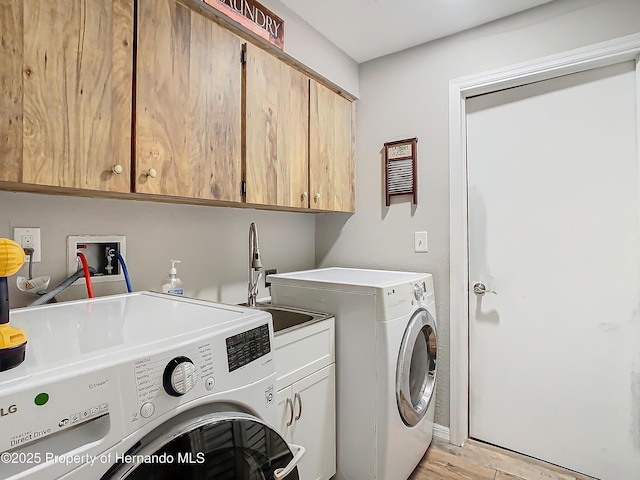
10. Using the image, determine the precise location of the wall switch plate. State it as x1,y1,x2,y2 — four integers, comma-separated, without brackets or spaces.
414,231,428,253
13,227,41,262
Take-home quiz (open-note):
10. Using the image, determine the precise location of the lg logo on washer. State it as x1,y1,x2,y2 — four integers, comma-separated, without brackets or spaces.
0,404,18,417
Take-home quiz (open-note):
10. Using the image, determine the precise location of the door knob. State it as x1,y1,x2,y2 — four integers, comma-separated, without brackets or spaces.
473,283,497,296
313,193,320,203
111,164,123,174
147,168,157,178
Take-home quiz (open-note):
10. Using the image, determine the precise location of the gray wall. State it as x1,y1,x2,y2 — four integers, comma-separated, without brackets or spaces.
316,0,640,428
260,0,359,97
1,191,314,308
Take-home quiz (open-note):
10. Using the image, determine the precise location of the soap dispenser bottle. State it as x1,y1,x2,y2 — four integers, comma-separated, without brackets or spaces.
162,260,184,295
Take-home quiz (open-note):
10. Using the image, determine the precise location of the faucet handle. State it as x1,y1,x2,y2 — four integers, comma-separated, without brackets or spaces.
249,272,263,295
248,272,263,307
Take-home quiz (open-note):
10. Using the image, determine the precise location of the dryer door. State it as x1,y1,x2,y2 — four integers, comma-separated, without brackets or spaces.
103,412,302,480
396,308,437,426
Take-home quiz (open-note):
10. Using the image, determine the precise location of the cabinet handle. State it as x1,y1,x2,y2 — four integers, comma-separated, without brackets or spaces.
285,397,294,427
294,392,302,420
313,193,320,203
301,191,308,201
111,164,123,175
147,168,157,178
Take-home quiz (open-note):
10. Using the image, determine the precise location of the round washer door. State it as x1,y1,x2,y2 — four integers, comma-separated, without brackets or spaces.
103,412,299,480
396,308,437,427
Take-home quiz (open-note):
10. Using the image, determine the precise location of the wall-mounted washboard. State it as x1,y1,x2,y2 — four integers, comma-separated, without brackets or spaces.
384,137,417,206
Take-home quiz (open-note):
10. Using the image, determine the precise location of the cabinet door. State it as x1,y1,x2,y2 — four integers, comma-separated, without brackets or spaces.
136,0,242,201
292,364,336,480
275,317,335,389
277,385,294,443
245,44,309,208
309,80,355,212
1,0,133,192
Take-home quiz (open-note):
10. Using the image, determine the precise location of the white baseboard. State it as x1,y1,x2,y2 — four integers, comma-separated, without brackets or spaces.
433,423,450,443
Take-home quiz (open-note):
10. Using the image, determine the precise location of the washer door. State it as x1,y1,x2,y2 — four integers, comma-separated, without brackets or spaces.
396,308,437,427
103,412,300,480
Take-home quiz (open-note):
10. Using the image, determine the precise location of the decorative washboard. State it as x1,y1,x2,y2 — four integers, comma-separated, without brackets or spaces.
384,137,417,206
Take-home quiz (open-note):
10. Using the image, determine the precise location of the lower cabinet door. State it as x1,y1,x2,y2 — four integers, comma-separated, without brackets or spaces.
291,364,336,480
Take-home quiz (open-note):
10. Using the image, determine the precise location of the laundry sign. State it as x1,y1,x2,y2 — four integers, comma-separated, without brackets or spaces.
203,0,284,49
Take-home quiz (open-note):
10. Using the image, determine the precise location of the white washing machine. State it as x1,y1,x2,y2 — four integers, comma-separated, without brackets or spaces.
0,292,304,480
269,267,437,480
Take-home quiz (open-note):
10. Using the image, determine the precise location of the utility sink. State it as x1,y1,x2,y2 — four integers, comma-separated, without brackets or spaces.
246,304,331,334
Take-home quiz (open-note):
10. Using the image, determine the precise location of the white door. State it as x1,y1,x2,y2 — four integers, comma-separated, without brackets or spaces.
467,60,640,480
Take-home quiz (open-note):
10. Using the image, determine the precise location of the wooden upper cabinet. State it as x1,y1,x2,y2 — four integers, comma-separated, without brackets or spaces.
0,0,356,212
309,80,355,213
0,0,133,192
245,44,309,208
135,0,243,202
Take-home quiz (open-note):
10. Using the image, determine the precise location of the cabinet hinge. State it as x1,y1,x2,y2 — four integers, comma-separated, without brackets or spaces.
241,180,247,196
240,50,247,65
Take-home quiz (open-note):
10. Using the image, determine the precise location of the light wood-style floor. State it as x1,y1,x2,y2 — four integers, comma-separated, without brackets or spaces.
409,439,597,480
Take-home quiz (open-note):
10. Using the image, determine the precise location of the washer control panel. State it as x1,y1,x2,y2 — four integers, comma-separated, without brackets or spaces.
226,324,271,372
122,320,273,436
133,345,213,408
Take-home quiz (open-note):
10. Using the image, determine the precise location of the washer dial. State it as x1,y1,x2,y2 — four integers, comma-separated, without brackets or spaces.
163,356,197,397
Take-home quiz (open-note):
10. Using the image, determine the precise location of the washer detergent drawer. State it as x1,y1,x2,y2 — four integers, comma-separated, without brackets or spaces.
102,412,302,480
0,367,123,479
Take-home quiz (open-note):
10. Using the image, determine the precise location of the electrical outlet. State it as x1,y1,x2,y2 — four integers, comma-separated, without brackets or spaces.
264,268,277,287
414,231,428,253
13,227,41,262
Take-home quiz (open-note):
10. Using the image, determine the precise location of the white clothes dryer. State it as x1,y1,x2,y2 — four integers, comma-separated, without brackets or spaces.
0,292,304,480
269,267,437,480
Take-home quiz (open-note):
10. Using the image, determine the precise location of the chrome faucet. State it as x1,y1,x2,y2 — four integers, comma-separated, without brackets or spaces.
248,222,263,307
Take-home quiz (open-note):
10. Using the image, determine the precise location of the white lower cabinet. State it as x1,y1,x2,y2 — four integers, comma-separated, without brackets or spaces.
278,365,336,480
275,318,336,480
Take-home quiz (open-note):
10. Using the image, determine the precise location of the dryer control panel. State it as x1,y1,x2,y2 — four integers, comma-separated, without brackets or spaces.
380,274,435,319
